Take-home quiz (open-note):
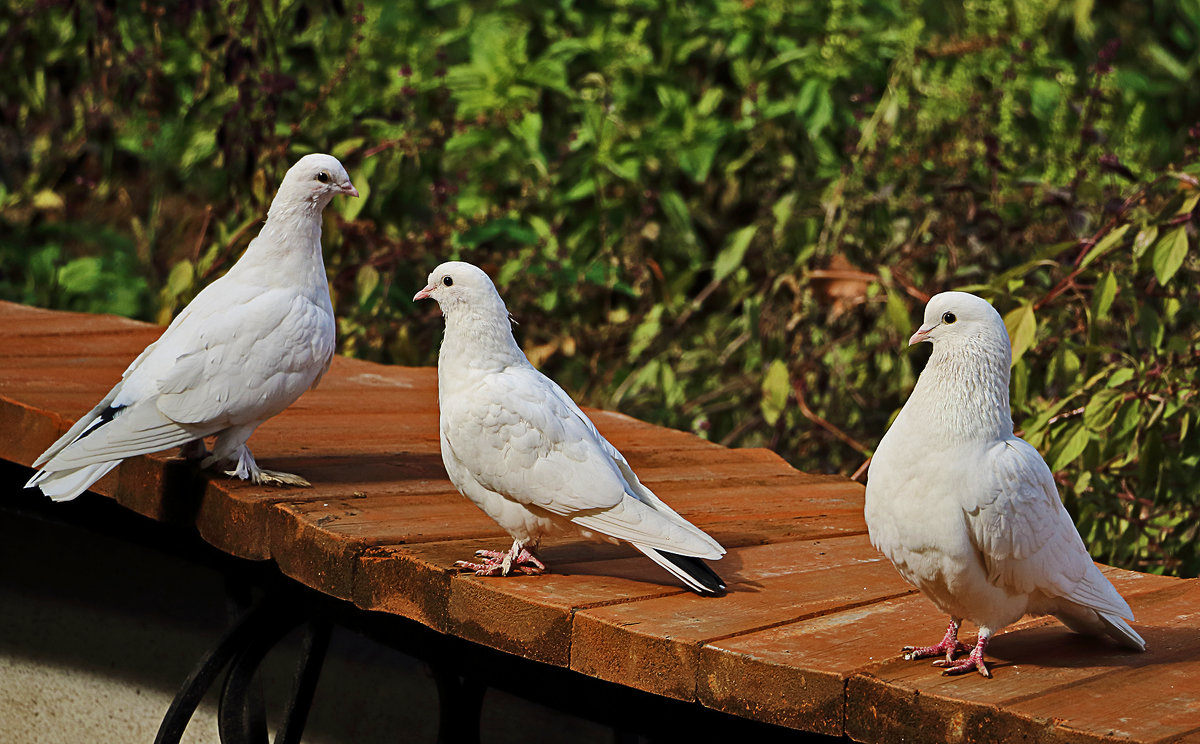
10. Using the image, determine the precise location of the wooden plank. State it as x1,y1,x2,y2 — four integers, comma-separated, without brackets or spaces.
350,506,872,667
355,537,711,666
844,579,1200,744
3,301,1196,744
697,568,1182,736
0,398,67,467
569,535,916,700
194,452,448,558
262,462,864,603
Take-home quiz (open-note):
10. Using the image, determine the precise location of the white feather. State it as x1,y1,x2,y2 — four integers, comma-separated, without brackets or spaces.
865,291,1144,654
420,261,725,592
26,154,355,501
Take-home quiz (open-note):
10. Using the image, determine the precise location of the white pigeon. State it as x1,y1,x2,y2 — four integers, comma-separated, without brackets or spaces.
414,261,727,595
25,153,358,501
865,291,1144,677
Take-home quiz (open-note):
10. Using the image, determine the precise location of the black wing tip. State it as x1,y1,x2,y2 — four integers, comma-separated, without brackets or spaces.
658,551,727,596
75,404,125,442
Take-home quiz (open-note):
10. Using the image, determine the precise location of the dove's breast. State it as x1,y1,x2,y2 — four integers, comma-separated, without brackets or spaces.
867,433,1030,624
137,285,334,428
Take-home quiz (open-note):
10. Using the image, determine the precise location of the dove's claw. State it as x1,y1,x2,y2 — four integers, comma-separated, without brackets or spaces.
473,549,509,561
935,640,991,677
902,619,974,662
215,445,309,487
454,559,505,576
455,542,545,576
253,469,312,488
222,467,311,488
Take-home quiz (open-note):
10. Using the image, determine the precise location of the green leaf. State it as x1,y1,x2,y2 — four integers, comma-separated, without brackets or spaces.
1084,389,1123,432
1004,303,1037,366
1092,270,1117,319
356,265,380,307
1132,225,1158,258
1106,367,1135,388
760,359,790,426
713,225,756,282
32,189,64,211
460,218,538,247
627,305,663,360
180,129,216,171
57,257,103,294
1052,424,1090,471
341,164,371,221
1079,224,1129,270
1151,226,1189,285
772,192,797,243
1073,0,1096,40
660,361,685,407
163,260,195,300
884,290,910,337
563,178,596,202
1175,192,1200,217
1030,78,1061,120
1146,43,1189,81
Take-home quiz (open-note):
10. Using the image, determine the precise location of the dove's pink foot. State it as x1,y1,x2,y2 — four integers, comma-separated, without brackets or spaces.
933,634,991,678
455,542,545,576
903,620,973,663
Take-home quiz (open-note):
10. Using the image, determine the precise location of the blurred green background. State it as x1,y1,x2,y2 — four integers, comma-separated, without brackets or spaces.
2,0,1198,576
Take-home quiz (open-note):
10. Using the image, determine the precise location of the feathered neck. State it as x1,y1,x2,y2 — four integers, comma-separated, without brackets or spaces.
228,190,330,286
437,297,529,378
904,335,1014,443
252,191,329,257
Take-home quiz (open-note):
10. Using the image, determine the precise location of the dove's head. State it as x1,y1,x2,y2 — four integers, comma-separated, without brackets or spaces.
413,261,510,320
910,291,1009,353
272,154,358,214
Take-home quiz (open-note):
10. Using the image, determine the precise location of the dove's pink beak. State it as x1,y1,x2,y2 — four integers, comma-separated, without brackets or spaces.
413,283,436,302
339,181,360,198
908,324,934,346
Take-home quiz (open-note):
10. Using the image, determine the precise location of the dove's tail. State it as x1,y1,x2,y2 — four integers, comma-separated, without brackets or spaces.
1053,603,1146,652
27,398,204,502
25,461,122,502
1097,612,1146,651
634,545,726,596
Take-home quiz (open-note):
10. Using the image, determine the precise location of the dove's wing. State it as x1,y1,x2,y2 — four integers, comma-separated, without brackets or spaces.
31,280,333,475
30,304,185,469
151,286,334,424
443,365,722,558
965,437,1133,619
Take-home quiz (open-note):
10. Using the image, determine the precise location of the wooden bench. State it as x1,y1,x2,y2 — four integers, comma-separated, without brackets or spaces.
2,300,1196,743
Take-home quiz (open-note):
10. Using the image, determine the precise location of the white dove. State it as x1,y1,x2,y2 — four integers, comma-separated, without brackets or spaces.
25,153,358,501
414,261,726,595
865,291,1144,677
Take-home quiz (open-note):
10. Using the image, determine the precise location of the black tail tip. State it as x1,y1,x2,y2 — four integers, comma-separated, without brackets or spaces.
659,551,727,596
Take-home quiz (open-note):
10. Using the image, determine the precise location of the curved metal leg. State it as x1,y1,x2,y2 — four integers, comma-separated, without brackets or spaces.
275,620,333,744
156,591,330,744
154,598,279,744
218,614,300,744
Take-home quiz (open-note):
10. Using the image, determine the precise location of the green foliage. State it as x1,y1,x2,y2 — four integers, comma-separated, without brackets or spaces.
2,0,1199,575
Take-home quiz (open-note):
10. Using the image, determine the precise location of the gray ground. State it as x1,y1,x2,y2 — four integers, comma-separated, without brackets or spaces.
0,498,610,744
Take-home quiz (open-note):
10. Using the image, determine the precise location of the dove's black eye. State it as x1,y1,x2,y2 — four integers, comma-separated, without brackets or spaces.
316,171,330,183
442,275,454,287
942,312,957,324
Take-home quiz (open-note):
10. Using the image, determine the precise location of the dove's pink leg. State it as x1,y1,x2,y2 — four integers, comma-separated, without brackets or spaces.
455,541,546,576
934,632,991,678
903,619,974,663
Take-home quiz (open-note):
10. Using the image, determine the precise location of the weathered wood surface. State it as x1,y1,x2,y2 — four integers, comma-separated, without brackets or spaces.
2,301,1196,743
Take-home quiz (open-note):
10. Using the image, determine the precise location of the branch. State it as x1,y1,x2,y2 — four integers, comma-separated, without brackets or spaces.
790,377,871,456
